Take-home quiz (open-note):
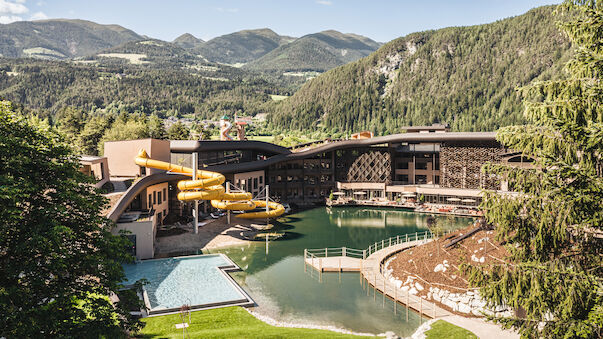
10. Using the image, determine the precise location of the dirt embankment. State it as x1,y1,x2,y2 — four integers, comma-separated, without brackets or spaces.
385,225,510,316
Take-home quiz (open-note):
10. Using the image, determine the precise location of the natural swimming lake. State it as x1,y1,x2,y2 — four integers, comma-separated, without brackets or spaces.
212,207,474,336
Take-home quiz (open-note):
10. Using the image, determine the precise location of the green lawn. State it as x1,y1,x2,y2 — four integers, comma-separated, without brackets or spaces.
138,306,371,338
247,135,275,142
425,320,478,339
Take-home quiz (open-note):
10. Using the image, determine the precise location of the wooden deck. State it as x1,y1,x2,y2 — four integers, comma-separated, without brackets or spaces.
304,256,362,272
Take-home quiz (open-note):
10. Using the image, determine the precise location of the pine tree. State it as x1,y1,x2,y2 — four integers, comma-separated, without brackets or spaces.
467,1,603,338
147,113,167,140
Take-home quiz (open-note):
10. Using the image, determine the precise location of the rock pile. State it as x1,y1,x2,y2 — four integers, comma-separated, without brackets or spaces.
428,287,512,317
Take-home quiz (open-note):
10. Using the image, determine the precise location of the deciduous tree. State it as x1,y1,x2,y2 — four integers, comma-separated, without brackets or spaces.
0,101,142,338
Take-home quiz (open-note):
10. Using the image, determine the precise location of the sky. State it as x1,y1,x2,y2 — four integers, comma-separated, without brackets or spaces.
1,0,560,42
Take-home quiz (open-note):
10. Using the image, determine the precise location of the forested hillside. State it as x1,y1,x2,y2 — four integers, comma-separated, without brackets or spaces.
0,59,285,119
244,30,381,72
269,6,572,134
0,19,142,59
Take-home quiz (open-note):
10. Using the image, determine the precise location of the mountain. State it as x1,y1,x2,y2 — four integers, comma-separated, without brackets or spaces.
0,19,142,59
268,6,572,134
244,30,381,72
173,33,204,49
195,28,294,65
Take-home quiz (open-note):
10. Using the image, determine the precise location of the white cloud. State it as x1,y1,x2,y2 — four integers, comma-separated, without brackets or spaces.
215,7,238,13
36,0,46,6
0,14,22,23
0,0,29,15
30,10,46,20
316,0,332,5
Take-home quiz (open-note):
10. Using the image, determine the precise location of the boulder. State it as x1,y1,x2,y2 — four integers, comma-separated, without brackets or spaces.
458,303,472,314
443,299,459,311
434,264,446,272
415,282,424,291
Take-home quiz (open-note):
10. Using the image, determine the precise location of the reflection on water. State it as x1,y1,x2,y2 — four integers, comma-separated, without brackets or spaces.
210,207,474,336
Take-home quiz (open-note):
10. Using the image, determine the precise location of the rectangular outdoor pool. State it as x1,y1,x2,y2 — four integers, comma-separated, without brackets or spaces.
123,254,254,315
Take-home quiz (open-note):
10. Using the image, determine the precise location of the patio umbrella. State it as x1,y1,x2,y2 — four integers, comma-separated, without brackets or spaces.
461,199,477,203
332,192,345,195
402,193,416,197
447,197,461,202
353,191,366,195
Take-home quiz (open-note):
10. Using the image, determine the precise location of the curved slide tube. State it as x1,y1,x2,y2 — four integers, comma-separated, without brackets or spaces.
220,120,233,141
134,150,284,219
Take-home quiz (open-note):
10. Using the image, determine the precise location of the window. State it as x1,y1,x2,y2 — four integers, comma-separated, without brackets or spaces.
153,191,157,205
254,178,258,189
397,174,409,183
415,175,428,184
259,176,263,184
163,188,167,200
140,166,146,176
157,191,162,205
148,194,152,209
415,162,428,170
99,163,105,180
397,162,409,169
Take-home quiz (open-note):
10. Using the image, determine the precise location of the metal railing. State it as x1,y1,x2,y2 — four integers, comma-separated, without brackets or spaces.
304,229,454,261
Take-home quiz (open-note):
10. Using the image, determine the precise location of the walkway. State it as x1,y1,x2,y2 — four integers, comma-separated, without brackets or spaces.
304,232,520,339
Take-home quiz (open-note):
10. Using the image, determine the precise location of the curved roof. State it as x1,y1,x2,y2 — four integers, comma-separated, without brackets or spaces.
170,140,291,155
106,173,188,222
202,132,497,174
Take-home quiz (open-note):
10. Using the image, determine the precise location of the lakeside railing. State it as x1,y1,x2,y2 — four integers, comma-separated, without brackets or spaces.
304,230,455,262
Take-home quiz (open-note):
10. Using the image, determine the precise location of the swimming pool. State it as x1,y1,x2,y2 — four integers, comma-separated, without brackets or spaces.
122,254,254,315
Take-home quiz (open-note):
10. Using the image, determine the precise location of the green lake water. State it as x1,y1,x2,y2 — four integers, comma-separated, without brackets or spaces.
211,207,474,336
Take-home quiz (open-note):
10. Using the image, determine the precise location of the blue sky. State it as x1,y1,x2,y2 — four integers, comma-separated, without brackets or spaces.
2,0,560,42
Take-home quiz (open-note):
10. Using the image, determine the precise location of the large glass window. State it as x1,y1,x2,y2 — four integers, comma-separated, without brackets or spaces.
415,162,428,170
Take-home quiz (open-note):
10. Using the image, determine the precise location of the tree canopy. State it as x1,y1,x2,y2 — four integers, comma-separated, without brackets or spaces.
0,101,141,337
467,1,603,338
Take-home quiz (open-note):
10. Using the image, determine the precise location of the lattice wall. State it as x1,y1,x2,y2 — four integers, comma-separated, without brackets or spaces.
440,143,502,190
336,149,392,183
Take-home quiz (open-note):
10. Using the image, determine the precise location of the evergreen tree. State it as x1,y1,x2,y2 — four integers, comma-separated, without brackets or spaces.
167,121,190,140
0,101,142,337
147,114,167,140
56,107,85,144
77,115,112,155
467,2,603,338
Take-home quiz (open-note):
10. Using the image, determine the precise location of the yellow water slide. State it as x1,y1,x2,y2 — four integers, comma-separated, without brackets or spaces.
134,150,285,219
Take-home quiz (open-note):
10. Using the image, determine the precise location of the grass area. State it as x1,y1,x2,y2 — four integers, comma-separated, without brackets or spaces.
138,306,370,338
247,135,275,142
425,320,478,339
269,94,289,101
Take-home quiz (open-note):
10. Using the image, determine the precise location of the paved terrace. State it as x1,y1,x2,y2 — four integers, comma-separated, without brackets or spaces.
304,232,519,339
